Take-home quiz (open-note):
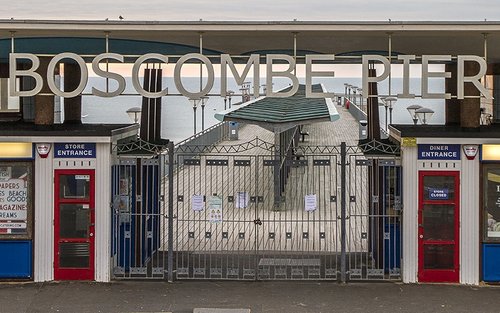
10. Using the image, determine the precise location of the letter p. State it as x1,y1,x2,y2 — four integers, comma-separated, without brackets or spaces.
362,55,390,99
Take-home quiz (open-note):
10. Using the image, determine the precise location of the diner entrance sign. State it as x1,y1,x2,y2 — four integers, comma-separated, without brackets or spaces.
418,144,461,160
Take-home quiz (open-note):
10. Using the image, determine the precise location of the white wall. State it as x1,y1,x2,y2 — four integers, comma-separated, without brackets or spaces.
402,142,479,285
34,142,111,282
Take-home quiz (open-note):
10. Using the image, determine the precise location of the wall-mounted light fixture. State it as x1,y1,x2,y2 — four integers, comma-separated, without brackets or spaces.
36,143,51,159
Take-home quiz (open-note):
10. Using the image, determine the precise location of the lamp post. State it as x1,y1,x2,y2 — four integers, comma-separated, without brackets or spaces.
351,86,358,105
415,107,434,125
384,96,398,126
126,107,142,124
228,90,234,109
407,104,423,125
189,98,200,135
380,97,389,131
356,88,363,111
201,96,209,131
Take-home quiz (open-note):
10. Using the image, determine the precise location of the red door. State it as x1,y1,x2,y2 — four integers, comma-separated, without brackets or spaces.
54,169,95,280
418,171,460,283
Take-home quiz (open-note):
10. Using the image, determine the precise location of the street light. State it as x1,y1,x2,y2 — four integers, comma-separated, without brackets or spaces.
343,83,349,106
407,104,423,125
126,107,142,124
201,96,209,131
384,96,398,126
415,107,434,125
356,88,363,111
227,90,235,109
351,86,358,105
189,98,200,135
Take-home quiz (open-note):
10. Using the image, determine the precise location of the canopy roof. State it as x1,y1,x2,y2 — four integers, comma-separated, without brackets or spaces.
2,20,500,61
215,84,339,132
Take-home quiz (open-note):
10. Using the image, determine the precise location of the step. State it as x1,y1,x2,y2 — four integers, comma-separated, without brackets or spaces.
193,309,250,313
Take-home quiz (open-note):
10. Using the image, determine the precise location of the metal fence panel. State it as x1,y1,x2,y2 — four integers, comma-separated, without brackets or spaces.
111,140,402,282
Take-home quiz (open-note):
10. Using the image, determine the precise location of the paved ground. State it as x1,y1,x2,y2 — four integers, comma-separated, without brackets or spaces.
1,280,500,313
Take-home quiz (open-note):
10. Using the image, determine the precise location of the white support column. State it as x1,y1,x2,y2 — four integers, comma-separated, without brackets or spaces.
460,148,480,285
34,152,54,282
94,143,112,282
402,145,418,283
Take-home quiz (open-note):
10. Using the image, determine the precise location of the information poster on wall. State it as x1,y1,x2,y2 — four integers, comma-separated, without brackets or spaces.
0,166,28,234
207,195,223,223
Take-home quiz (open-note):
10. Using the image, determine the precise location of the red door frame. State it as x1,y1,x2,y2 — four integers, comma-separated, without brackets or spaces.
54,169,95,280
418,170,460,283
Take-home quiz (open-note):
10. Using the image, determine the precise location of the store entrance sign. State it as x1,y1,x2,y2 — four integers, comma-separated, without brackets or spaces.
54,143,96,158
418,144,461,160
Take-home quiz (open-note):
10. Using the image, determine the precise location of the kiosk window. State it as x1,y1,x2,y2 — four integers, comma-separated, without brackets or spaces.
483,165,500,241
0,162,32,238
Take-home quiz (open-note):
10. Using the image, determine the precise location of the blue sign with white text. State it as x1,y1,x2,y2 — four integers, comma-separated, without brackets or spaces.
429,188,449,200
418,144,461,160
54,143,96,158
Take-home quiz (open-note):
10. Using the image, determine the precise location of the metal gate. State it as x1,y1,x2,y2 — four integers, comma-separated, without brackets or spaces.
111,139,402,281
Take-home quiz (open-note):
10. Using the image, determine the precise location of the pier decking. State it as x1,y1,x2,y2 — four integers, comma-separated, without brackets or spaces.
167,102,369,258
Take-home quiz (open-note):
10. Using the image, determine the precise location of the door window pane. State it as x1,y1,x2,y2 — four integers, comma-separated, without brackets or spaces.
59,242,89,268
423,204,455,240
424,245,454,269
59,204,89,238
423,176,455,201
59,174,90,199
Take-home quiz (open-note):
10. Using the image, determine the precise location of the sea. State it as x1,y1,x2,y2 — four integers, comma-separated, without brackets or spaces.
80,77,444,143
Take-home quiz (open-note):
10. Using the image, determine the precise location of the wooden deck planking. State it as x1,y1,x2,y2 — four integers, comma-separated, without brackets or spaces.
163,102,370,254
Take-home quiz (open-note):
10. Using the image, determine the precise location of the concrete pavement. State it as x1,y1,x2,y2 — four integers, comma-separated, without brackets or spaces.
1,280,500,313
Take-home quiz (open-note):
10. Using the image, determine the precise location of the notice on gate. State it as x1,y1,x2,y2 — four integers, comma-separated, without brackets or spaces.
236,191,249,209
207,195,223,223
304,194,317,212
192,194,205,212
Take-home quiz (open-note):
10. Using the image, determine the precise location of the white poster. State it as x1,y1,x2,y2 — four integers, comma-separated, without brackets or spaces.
192,194,205,212
207,195,223,223
304,194,317,212
0,178,28,220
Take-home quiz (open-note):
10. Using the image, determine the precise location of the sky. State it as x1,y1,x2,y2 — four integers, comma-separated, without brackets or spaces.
1,0,499,21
